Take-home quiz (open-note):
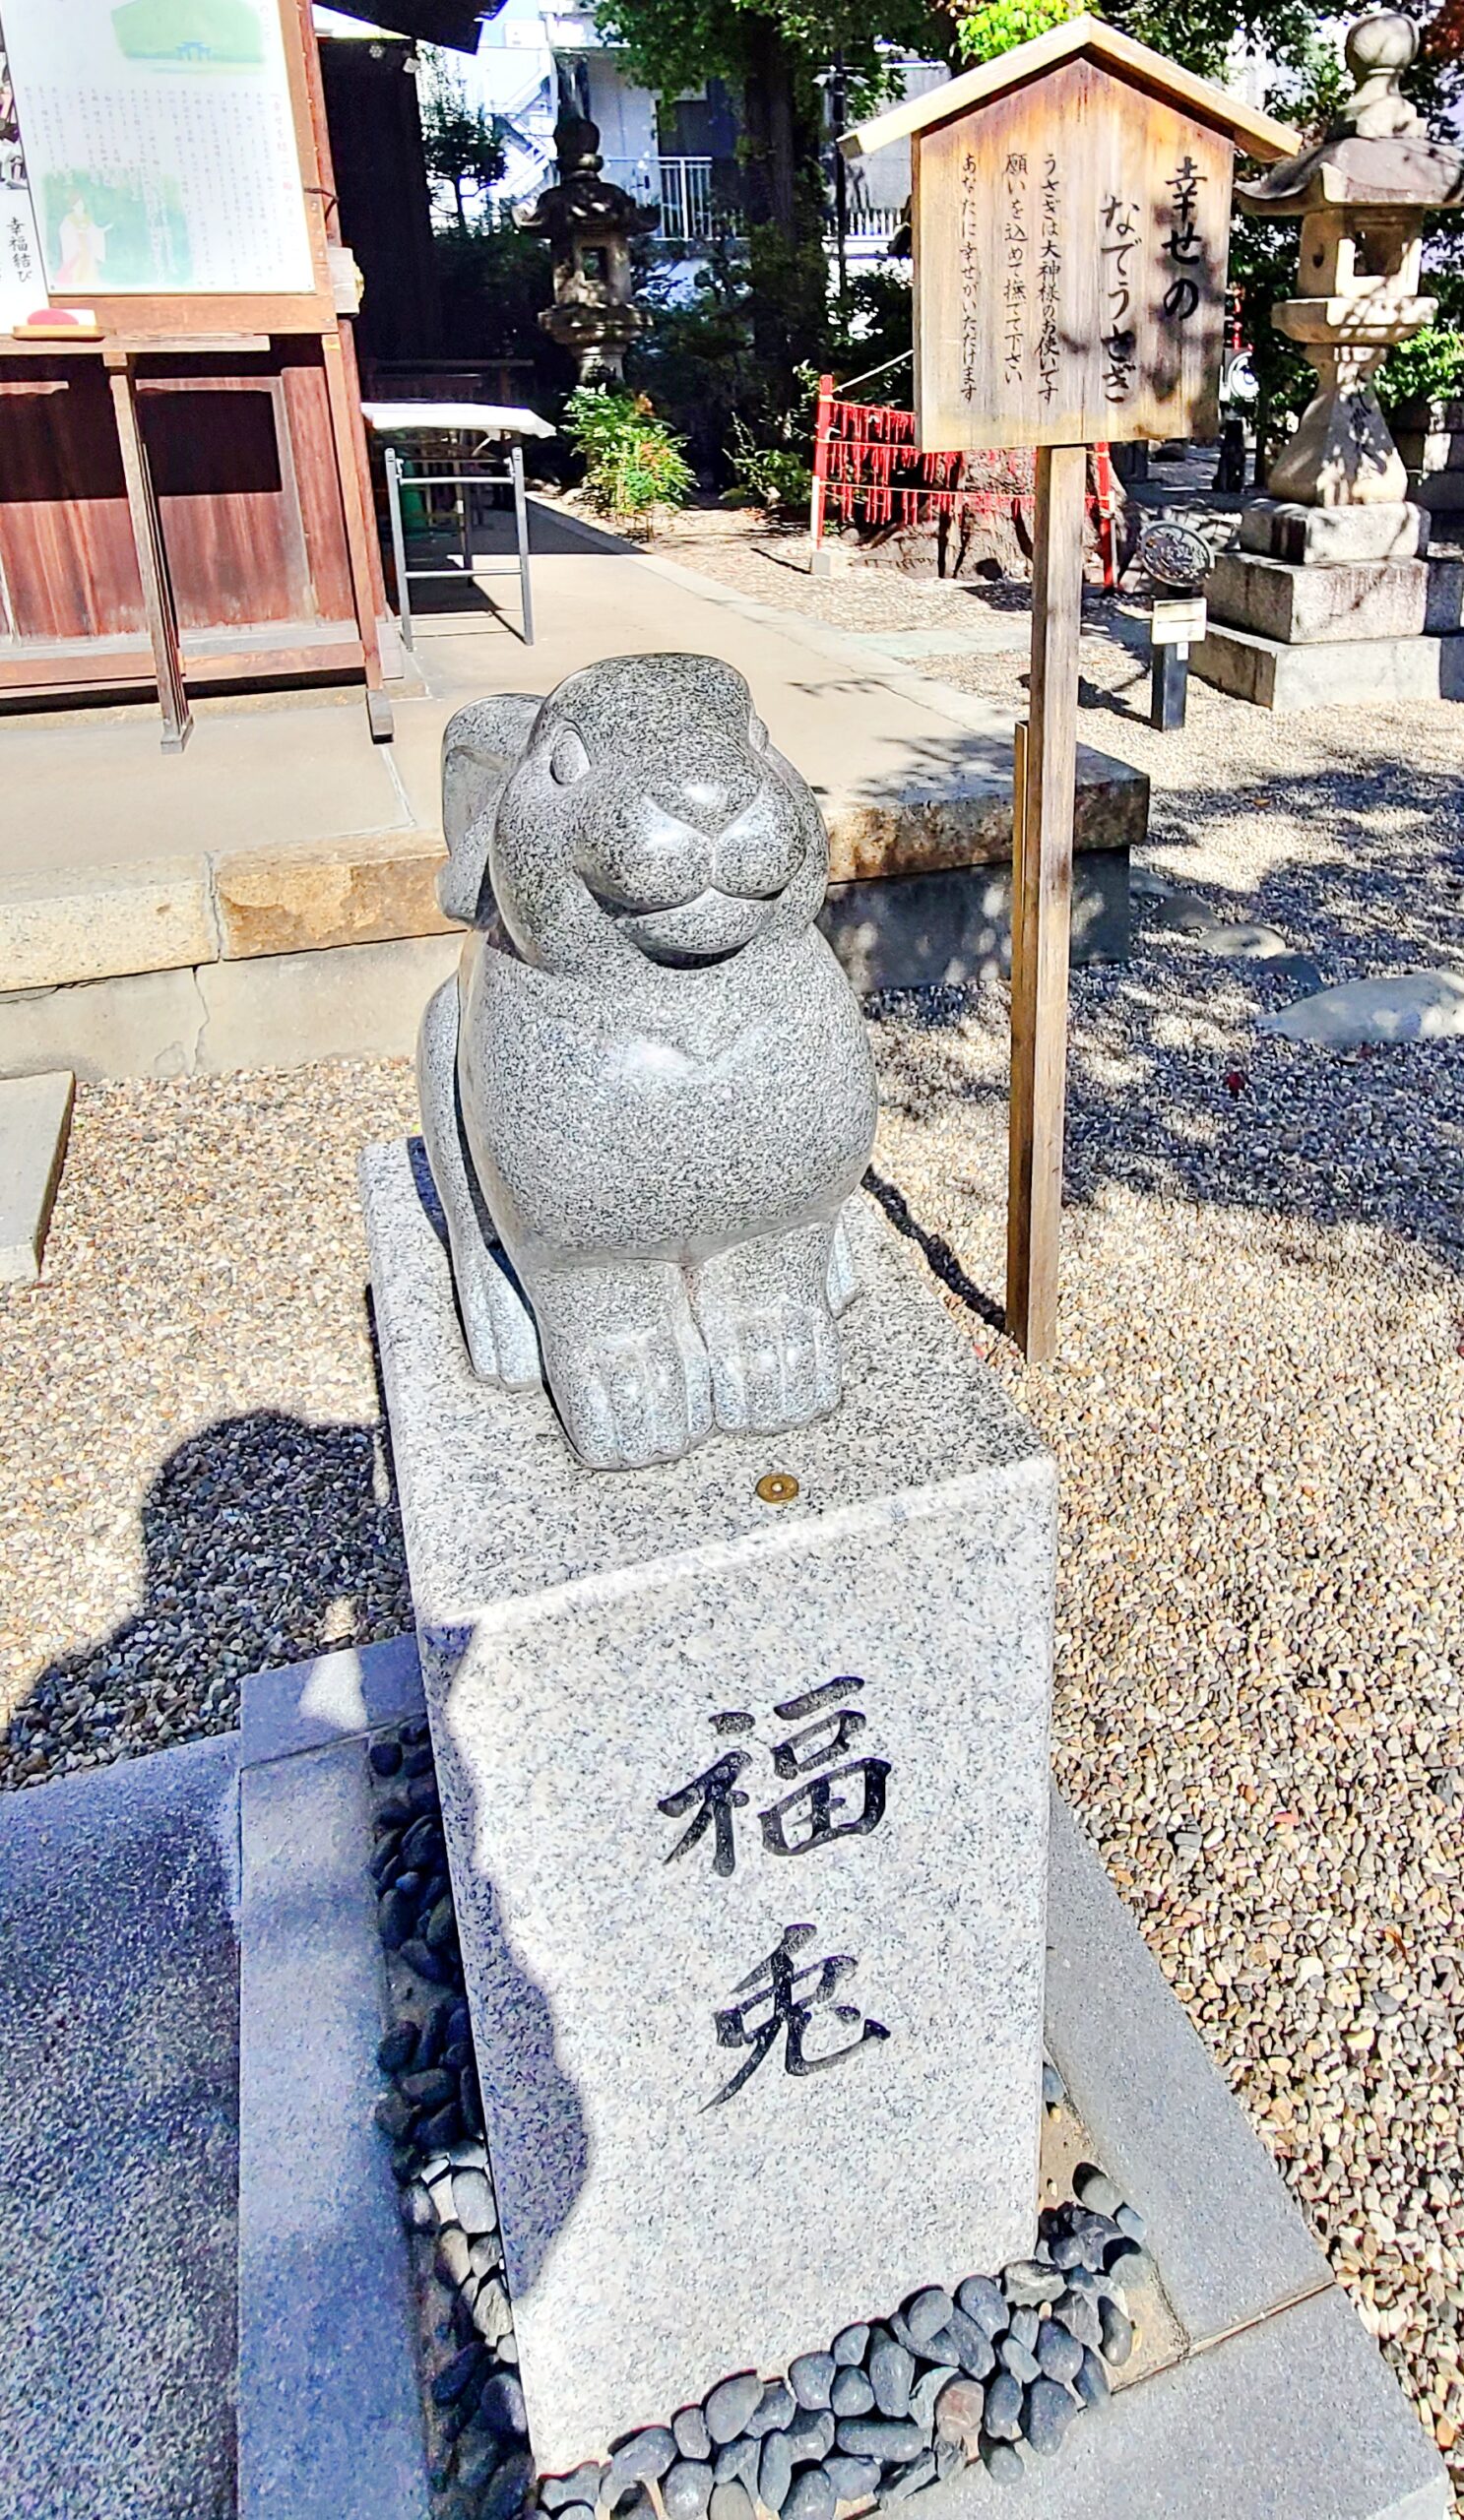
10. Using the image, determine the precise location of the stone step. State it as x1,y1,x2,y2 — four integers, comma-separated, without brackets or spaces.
1192,619,1464,711
1207,550,1429,646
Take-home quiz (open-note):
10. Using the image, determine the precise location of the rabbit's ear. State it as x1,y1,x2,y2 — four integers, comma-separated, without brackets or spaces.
439,695,543,924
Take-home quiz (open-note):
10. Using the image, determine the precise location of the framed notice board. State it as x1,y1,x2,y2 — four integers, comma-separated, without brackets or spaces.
0,0,390,749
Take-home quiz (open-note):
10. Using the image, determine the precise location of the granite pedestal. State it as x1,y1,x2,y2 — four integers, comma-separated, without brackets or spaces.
361,1137,1056,2478
1195,497,1464,709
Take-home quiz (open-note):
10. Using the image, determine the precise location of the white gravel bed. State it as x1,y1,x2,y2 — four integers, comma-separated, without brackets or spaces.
867,940,1464,2499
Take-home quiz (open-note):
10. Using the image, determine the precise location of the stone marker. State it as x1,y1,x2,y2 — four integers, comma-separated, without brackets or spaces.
362,1139,1055,2477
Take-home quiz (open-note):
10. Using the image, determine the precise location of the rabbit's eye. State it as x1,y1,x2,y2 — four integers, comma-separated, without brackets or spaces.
748,715,769,753
548,728,590,787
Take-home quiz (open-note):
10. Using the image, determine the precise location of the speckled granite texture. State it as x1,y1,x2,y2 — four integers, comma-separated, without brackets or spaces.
416,657,878,1469
362,1137,1056,2475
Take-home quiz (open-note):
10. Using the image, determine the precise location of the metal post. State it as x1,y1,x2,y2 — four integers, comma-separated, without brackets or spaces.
1150,640,1189,730
511,442,535,647
385,446,414,653
459,435,474,578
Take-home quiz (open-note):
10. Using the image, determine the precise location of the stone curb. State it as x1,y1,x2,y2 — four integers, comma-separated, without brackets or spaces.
0,1067,73,1284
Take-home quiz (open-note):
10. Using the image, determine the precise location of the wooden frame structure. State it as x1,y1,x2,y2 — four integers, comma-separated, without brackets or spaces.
0,0,390,750
845,21,1297,1359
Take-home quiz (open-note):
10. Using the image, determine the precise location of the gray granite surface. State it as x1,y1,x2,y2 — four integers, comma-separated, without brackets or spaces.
940,2282,1448,2518
238,1731,430,2520
241,1632,427,1769
364,1136,1056,2473
819,850,1128,994
0,1735,239,2520
417,656,879,1468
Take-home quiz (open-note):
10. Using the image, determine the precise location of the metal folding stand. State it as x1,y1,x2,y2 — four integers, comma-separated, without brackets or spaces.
383,438,535,650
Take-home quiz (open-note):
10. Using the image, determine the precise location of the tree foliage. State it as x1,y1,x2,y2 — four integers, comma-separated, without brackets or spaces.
420,54,513,233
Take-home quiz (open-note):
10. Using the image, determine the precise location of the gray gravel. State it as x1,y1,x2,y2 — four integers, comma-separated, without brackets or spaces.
0,1063,418,1789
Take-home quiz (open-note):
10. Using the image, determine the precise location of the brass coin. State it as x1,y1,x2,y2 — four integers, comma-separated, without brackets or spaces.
754,1471,799,1505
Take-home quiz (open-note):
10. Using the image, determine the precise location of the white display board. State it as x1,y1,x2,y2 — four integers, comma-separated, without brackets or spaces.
0,13,46,328
1,0,313,297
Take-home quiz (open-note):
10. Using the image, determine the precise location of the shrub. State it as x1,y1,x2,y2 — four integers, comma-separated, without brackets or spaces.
562,387,696,524
725,414,814,516
1377,322,1464,414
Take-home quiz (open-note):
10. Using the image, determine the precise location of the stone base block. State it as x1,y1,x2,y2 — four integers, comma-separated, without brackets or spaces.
224,1637,1452,2520
1192,620,1464,710
362,1138,1057,2475
1238,498,1430,565
1207,550,1429,645
819,849,1128,992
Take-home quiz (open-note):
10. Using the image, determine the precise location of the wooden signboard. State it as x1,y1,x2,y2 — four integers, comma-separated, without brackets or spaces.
914,58,1233,450
844,21,1296,1360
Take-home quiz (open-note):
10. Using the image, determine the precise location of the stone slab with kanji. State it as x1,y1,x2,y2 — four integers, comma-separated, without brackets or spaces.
362,1139,1056,2477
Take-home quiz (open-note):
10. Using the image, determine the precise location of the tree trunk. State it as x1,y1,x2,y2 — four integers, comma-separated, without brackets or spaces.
740,15,798,233
739,15,827,394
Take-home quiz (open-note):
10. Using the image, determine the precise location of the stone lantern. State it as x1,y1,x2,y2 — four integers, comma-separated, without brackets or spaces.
515,113,658,385
1194,12,1464,707
1240,11,1463,508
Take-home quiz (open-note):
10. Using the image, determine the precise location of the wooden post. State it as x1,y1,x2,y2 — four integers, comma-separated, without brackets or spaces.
1005,440,1084,1361
107,354,191,755
808,372,834,557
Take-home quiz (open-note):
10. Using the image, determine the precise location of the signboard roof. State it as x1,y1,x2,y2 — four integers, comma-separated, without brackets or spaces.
841,15,1300,165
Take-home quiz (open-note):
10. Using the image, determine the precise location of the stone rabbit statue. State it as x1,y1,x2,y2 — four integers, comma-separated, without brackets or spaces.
416,653,878,1471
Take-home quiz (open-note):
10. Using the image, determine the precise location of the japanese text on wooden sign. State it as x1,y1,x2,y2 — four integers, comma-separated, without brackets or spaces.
915,53,1233,449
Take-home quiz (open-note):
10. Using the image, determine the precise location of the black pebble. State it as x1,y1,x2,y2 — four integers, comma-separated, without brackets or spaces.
404,1742,435,1778
432,2342,487,2406
401,1814,441,1869
368,1833,403,1885
400,1935,451,1985
1073,2348,1109,2408
419,2102,461,2151
478,2369,529,2439
1020,2377,1075,2457
461,2068,483,2136
400,2065,456,2109
982,2372,1021,2443
830,2369,873,2419
369,1738,403,1778
373,2091,413,2141
376,2021,416,2075
378,1887,415,1951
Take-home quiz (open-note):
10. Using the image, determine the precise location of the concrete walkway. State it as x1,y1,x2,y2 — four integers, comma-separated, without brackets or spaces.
0,506,1145,1078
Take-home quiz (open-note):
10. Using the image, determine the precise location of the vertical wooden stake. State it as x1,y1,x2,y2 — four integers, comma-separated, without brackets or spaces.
107,356,191,755
1005,440,1085,1362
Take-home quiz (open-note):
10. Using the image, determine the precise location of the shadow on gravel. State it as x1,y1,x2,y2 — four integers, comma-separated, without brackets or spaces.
2,1406,413,1792
870,751,1464,1312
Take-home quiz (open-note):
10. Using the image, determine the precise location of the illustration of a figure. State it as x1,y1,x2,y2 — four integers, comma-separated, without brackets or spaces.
56,193,108,287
